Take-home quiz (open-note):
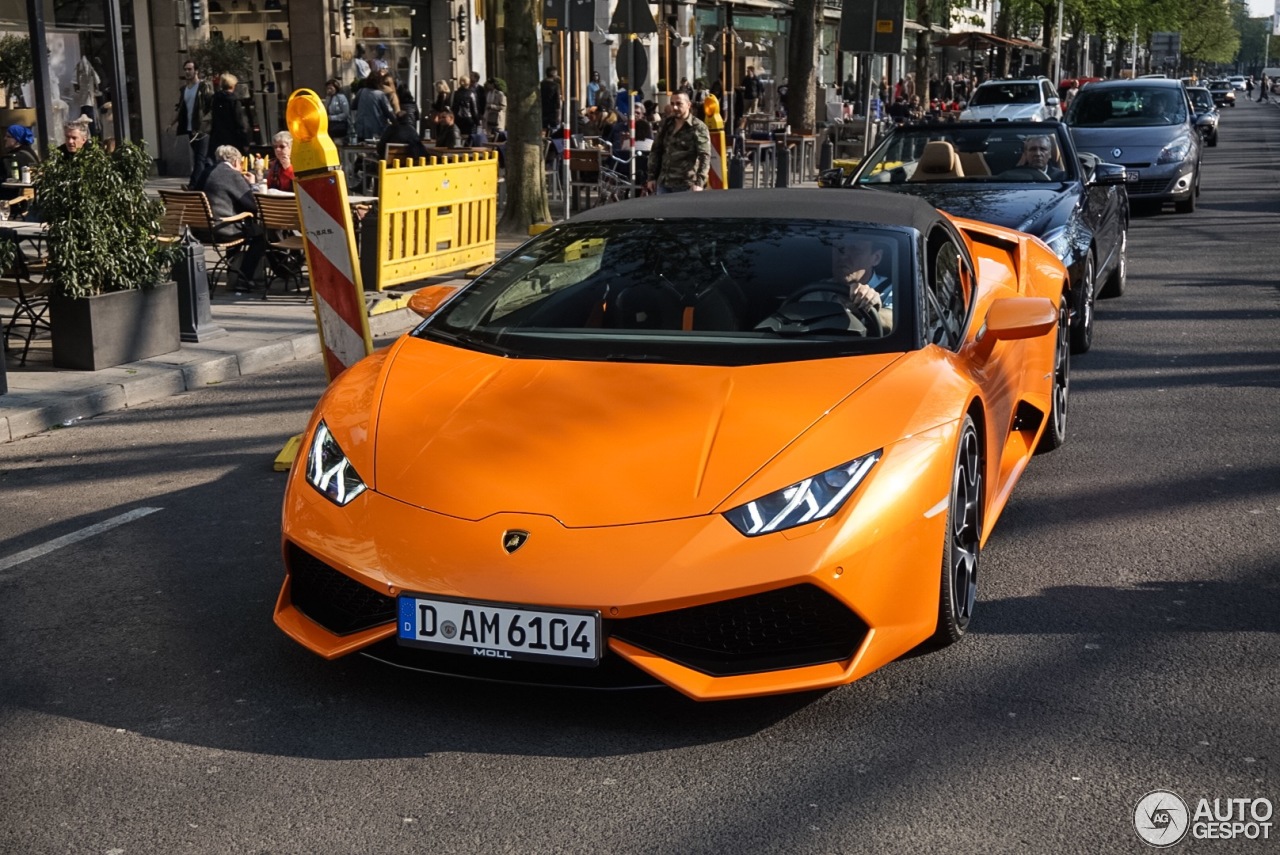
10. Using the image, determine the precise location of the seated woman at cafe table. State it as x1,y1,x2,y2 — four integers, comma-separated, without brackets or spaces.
2,124,39,213
266,130,294,192
203,145,267,292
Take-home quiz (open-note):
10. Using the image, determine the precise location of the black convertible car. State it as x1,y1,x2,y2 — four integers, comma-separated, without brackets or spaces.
822,120,1128,353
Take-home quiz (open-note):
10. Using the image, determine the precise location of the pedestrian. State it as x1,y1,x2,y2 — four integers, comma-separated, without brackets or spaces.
169,59,213,188
587,70,604,110
451,74,479,142
323,78,351,142
432,79,452,115
353,73,395,141
1260,74,1270,103
484,78,507,137
540,67,562,133
208,73,249,156
644,91,711,194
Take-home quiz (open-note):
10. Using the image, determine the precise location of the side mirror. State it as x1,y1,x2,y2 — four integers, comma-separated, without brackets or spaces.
1090,162,1128,186
408,284,462,318
818,167,848,188
976,297,1057,351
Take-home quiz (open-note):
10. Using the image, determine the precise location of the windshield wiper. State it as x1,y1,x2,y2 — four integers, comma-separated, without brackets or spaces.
422,328,517,357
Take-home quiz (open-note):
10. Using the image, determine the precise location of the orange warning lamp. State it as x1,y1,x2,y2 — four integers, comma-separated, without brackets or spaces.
286,89,340,174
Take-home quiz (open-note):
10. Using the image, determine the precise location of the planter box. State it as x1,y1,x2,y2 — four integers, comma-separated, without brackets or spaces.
50,282,181,371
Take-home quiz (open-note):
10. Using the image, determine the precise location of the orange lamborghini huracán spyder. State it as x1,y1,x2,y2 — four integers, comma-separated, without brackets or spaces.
275,190,1070,701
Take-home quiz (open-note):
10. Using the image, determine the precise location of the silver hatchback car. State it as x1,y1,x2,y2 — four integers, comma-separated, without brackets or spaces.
1065,79,1202,213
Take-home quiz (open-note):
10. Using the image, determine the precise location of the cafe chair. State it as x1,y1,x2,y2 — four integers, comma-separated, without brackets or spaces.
255,194,307,295
159,189,255,294
0,257,51,366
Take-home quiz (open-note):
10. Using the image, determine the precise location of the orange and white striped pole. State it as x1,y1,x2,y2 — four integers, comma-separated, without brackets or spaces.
286,89,373,382
703,94,727,190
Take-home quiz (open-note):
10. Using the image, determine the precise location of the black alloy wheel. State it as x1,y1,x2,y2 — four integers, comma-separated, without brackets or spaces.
932,414,982,647
1037,300,1070,453
1069,253,1095,354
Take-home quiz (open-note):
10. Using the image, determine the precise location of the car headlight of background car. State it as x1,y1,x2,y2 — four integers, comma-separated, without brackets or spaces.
305,421,368,506
1157,137,1192,165
723,451,882,536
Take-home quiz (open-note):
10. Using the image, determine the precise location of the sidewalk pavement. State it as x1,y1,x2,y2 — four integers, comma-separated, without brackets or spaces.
0,174,535,442
2,170,822,443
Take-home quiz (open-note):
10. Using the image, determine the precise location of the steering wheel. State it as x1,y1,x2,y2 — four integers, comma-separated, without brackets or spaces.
998,167,1052,182
777,282,886,337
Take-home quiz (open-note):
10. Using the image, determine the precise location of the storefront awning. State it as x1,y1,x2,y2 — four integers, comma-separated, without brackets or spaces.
934,31,1045,52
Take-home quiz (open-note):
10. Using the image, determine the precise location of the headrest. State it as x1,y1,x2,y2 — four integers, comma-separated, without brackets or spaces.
917,140,964,177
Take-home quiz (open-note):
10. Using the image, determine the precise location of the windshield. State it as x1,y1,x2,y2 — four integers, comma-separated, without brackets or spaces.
1067,87,1188,127
1188,90,1214,111
970,83,1042,106
417,220,917,366
856,126,1076,184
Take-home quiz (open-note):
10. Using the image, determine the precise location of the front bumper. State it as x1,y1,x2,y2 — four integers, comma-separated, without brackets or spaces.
274,433,956,700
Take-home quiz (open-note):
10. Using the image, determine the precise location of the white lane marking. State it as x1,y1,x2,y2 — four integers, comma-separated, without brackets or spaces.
0,507,162,573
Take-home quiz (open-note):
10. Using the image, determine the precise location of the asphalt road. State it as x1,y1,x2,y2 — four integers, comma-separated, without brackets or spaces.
1,100,1278,855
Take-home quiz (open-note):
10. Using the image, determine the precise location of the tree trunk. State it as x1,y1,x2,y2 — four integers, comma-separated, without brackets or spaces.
786,0,818,134
1040,4,1055,78
498,0,550,236
914,0,932,104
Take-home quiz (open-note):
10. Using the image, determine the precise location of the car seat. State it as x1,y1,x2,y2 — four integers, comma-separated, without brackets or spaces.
909,140,966,181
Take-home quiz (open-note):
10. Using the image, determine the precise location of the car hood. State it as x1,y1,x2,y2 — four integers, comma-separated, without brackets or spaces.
867,184,1069,236
371,339,902,526
1069,126,1188,163
959,103,1044,121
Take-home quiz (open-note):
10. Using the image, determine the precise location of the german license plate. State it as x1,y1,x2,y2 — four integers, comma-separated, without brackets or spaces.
397,594,600,666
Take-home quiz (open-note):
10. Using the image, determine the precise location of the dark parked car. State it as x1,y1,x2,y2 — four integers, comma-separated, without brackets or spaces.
1064,78,1203,213
822,120,1127,353
1186,87,1220,147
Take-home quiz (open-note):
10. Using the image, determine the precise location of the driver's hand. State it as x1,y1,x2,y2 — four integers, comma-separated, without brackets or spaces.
848,281,883,314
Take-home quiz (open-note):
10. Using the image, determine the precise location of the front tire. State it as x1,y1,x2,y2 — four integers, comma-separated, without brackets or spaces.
931,415,982,647
1069,254,1095,354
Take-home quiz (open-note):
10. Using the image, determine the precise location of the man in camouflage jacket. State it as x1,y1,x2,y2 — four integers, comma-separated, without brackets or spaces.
645,92,712,193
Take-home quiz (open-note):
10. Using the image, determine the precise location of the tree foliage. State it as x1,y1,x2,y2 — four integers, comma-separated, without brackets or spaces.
0,34,33,108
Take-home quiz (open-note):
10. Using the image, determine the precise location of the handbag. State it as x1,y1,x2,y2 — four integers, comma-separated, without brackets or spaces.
362,24,380,37
266,26,284,40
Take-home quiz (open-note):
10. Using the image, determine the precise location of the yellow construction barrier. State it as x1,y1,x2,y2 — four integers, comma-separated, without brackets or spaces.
372,150,499,291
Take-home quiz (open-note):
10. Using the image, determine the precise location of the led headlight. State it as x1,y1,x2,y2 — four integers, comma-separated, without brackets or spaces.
723,451,882,536
305,421,367,506
1157,138,1190,164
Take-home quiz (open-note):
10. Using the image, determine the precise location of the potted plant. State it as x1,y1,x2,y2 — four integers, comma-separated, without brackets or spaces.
0,34,36,128
38,140,185,370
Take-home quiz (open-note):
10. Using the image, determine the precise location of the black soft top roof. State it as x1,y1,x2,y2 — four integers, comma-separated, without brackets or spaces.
569,187,945,235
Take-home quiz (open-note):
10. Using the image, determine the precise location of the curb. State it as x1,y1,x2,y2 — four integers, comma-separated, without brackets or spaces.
0,304,419,443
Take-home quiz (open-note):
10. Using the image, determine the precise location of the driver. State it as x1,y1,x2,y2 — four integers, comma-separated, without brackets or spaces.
1015,135,1067,180
801,236,894,332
